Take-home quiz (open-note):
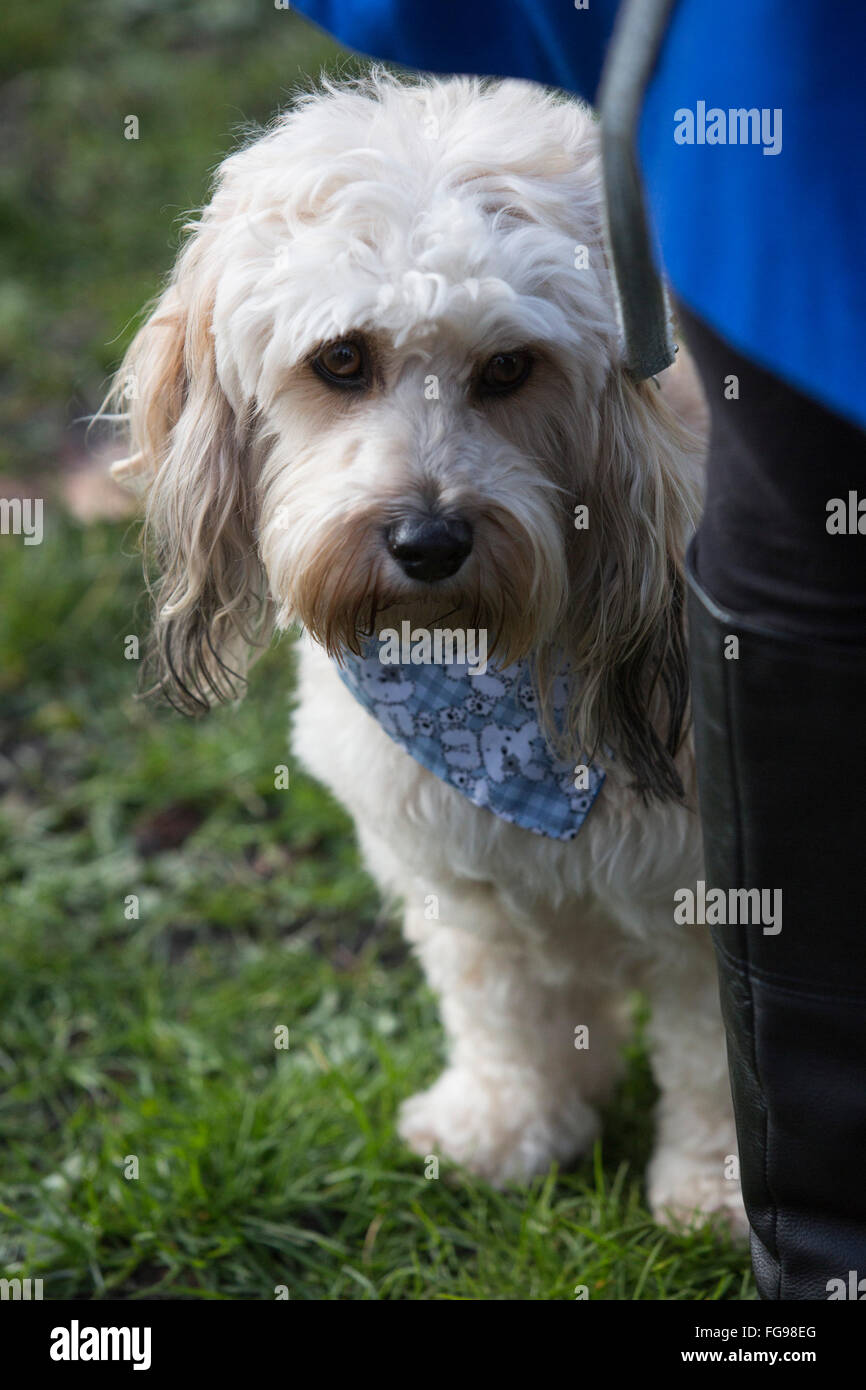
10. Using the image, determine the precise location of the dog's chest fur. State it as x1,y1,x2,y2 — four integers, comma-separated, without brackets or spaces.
292,639,703,964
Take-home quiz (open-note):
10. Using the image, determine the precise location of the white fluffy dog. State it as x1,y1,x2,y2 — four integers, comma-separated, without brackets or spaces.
111,73,744,1233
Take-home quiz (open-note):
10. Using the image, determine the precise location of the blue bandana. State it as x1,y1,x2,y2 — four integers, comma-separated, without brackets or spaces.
335,644,605,841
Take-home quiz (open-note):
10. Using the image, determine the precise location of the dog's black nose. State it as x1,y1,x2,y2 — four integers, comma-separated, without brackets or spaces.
386,515,473,583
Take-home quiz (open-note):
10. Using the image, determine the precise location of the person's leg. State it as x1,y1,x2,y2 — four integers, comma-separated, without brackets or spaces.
677,299,866,1300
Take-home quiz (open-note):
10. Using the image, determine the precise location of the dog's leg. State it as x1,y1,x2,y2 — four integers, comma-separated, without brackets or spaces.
396,893,627,1186
640,932,748,1236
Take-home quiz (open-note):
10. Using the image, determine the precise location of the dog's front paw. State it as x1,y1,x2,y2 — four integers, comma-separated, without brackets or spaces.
398,1065,598,1185
648,1153,750,1239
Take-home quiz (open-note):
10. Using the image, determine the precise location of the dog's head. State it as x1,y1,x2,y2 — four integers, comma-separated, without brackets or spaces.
110,74,702,800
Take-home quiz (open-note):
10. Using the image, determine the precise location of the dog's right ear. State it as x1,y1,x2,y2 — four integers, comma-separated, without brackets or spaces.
567,367,702,802
108,229,270,713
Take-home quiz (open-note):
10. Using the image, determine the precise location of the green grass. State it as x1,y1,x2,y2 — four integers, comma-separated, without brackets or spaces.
0,0,753,1300
0,516,753,1300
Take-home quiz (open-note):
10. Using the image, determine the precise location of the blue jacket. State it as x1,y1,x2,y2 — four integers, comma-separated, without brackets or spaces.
290,0,866,431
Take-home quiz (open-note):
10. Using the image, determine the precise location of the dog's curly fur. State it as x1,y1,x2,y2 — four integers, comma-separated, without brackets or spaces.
109,73,744,1232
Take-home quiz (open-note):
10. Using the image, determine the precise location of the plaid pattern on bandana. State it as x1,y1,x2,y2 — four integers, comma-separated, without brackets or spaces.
335,643,605,841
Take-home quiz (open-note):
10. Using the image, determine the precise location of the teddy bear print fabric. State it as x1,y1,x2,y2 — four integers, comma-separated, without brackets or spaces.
335,645,605,841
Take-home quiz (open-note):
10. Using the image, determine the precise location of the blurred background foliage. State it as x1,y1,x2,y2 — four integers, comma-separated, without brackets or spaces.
0,0,354,473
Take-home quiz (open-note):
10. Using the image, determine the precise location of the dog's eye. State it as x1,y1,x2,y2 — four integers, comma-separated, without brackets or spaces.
312,340,367,387
479,350,533,396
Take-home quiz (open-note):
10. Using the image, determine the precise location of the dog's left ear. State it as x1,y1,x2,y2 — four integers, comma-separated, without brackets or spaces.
573,367,702,801
108,225,270,714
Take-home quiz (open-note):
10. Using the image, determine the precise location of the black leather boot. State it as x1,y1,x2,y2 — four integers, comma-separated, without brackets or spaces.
687,561,866,1299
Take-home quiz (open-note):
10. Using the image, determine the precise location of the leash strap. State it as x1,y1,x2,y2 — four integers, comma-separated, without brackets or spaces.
598,0,678,380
